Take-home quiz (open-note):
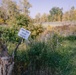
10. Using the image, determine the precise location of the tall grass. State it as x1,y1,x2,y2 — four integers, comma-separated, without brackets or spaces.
13,34,76,75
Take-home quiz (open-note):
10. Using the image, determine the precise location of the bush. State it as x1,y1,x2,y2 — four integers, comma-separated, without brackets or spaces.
0,26,20,43
65,35,76,41
1,26,76,75
14,34,75,75
16,15,30,27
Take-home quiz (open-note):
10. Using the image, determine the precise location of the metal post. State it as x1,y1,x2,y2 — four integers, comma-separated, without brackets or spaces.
12,38,22,59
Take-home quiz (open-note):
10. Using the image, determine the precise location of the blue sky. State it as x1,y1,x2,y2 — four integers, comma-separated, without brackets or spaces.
29,0,76,18
0,0,76,18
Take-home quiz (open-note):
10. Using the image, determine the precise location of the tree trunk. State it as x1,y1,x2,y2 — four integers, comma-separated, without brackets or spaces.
0,57,14,75
0,41,14,75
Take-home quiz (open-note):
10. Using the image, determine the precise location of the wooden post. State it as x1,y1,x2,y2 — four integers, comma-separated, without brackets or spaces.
0,41,14,75
12,38,22,59
0,57,14,75
0,39,22,75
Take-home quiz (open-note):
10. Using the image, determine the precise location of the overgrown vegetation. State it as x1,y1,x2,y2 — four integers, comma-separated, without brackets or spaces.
0,0,76,75
13,34,76,75
0,24,76,75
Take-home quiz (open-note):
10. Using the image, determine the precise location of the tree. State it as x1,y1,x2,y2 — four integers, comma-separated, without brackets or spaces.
16,14,30,27
27,24,44,39
49,7,63,21
73,9,76,20
0,0,32,25
18,0,32,16
40,13,48,22
62,6,76,21
0,6,8,23
62,11,70,21
1,0,19,24
2,0,19,17
35,13,41,23
69,6,75,21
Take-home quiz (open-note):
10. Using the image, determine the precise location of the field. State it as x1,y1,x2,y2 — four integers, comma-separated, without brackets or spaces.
0,0,76,75
0,24,76,75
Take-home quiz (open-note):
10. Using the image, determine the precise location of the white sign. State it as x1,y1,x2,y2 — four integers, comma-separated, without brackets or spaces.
18,28,31,40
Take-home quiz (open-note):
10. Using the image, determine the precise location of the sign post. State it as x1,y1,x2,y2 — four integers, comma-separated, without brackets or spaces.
13,28,31,58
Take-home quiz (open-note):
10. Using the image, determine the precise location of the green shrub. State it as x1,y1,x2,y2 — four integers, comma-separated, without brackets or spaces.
0,26,76,75
14,34,75,75
0,26,20,43
65,35,76,41
16,15,30,27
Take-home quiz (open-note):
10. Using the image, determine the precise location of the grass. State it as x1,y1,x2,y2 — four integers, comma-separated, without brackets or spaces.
60,40,76,75
62,40,76,48
13,35,76,75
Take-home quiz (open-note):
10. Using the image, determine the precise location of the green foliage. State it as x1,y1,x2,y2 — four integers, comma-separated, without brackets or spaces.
27,42,48,68
0,0,31,25
0,26,76,75
0,26,20,43
27,24,44,39
49,7,63,21
0,24,44,46
16,15,30,27
65,35,76,41
13,34,76,75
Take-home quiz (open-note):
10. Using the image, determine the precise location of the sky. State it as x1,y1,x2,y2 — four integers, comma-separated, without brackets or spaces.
29,0,76,18
0,0,76,18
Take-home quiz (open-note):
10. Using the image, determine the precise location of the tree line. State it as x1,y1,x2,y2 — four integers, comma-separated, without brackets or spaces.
0,0,31,25
0,0,76,25
34,6,76,23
